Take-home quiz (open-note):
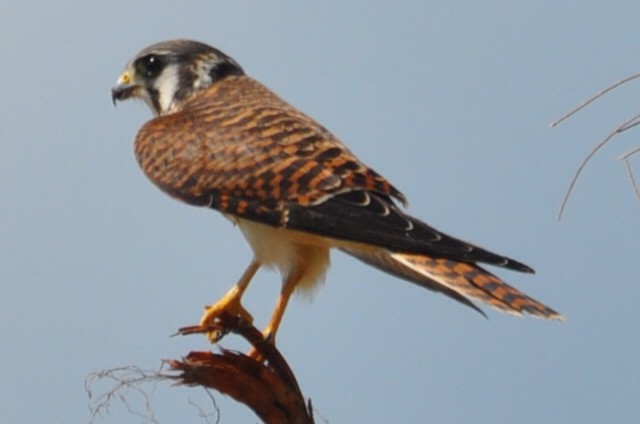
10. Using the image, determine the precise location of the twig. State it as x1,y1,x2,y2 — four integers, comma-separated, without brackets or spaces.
85,365,168,423
551,71,640,128
552,72,640,219
188,391,221,424
557,112,640,219
622,148,640,200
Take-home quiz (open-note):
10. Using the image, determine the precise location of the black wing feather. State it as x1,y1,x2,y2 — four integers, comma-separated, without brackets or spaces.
283,190,533,273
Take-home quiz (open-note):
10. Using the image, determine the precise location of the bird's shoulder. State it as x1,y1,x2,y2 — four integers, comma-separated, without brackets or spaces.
134,75,406,207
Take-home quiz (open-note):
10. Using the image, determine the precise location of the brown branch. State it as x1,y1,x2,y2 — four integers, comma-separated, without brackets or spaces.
170,312,315,424
87,313,315,423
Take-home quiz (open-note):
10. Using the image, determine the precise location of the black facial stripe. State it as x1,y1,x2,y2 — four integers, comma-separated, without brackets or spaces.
147,87,161,113
209,59,244,81
173,65,197,103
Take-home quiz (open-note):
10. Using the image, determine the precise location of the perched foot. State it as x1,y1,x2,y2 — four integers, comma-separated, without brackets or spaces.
202,297,254,343
178,293,254,343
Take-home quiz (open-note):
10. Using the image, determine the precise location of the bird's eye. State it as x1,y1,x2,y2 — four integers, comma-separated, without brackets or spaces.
135,54,165,79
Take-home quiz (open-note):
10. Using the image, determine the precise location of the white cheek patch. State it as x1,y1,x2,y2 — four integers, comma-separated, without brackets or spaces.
193,59,214,90
153,64,180,115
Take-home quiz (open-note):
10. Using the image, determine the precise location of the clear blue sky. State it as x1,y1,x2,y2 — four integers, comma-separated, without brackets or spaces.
2,2,639,423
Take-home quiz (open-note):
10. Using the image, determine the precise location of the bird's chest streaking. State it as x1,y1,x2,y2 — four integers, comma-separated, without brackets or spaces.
232,216,331,295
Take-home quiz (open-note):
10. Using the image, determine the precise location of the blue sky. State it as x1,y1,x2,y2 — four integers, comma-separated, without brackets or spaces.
2,2,639,423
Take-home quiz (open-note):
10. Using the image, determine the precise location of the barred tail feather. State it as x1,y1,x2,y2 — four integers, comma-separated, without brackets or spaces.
341,249,563,320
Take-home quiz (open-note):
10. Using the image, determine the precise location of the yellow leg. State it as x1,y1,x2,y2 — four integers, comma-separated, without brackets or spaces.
247,271,300,361
199,259,260,343
265,269,303,342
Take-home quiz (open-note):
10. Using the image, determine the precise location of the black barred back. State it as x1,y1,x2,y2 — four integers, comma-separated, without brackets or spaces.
135,75,405,208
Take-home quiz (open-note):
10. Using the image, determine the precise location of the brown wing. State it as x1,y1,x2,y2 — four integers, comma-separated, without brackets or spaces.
135,75,402,206
134,74,532,272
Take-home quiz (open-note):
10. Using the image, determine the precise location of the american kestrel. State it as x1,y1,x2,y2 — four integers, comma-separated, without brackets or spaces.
111,40,562,344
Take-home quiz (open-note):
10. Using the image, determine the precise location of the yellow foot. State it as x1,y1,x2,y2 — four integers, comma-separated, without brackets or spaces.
178,294,254,343
202,297,254,343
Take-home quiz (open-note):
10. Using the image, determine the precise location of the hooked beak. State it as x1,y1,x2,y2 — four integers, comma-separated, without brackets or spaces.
111,71,137,106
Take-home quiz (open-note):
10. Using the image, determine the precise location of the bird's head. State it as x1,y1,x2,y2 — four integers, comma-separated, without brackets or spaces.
111,39,244,117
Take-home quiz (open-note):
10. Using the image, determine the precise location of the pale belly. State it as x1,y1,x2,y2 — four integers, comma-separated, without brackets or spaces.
234,217,333,294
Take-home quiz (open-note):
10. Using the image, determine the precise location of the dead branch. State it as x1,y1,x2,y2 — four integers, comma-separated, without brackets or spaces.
556,112,640,219
170,312,314,424
551,72,640,219
622,149,640,200
87,313,314,423
86,365,168,423
550,71,640,128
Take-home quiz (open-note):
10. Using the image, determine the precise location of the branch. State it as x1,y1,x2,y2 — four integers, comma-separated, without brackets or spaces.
170,312,315,424
87,313,315,423
551,72,640,219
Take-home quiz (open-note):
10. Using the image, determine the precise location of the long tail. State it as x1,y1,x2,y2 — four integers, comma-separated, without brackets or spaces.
341,248,563,320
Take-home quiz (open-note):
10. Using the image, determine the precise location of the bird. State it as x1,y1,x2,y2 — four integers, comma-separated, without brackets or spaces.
111,39,563,345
